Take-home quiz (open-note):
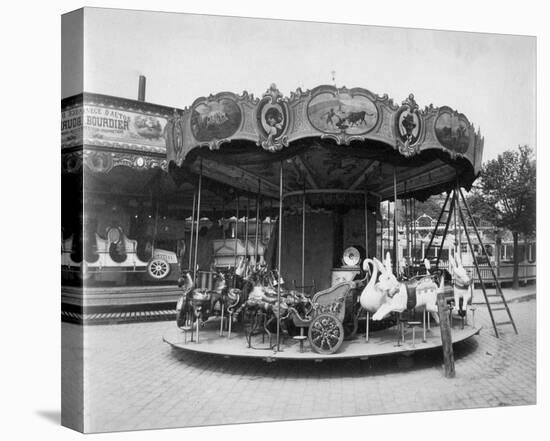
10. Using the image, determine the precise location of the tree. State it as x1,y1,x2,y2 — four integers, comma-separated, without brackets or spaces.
476,145,536,288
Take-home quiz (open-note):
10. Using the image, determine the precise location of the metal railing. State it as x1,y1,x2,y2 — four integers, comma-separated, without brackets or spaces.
437,261,536,286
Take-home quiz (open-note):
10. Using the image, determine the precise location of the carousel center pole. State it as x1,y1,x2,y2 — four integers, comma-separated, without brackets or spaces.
193,159,203,283
188,188,197,271
276,162,284,352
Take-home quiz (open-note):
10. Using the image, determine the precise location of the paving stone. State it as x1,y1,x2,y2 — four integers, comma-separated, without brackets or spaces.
63,300,536,432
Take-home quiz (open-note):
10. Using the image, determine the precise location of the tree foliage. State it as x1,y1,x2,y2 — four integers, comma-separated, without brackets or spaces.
478,145,536,237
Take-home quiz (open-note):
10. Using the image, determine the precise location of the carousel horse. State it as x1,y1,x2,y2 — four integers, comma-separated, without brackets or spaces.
449,254,473,317
234,265,311,344
371,253,443,322
176,270,229,326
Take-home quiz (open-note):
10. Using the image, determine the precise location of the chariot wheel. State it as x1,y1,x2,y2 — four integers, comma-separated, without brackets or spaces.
308,313,344,354
147,258,170,279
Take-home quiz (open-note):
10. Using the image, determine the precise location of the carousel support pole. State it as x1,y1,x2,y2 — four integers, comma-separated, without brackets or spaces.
188,189,196,271
196,313,200,344
403,183,408,275
151,188,160,255
219,303,225,337
411,198,418,258
387,200,390,260
221,197,226,240
193,159,203,283
276,162,284,352
233,195,240,287
228,311,233,339
301,181,306,289
364,188,369,259
245,193,250,266
254,180,261,268
393,167,399,275
365,311,370,342
422,309,427,342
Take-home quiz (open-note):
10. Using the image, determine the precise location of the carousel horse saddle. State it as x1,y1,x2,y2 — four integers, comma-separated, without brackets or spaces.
404,282,418,310
403,277,436,310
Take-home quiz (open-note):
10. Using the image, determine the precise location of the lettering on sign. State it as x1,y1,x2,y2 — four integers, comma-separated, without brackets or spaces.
61,105,168,151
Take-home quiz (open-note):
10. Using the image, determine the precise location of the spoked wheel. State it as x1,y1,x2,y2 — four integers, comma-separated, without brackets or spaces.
308,313,344,354
147,258,170,279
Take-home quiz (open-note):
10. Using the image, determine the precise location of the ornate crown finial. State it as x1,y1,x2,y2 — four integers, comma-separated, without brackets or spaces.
402,93,418,110
263,83,283,101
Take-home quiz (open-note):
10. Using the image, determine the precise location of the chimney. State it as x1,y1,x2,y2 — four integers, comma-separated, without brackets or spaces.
138,75,146,102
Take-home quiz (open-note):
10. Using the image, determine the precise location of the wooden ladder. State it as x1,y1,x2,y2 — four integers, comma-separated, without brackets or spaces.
427,187,518,338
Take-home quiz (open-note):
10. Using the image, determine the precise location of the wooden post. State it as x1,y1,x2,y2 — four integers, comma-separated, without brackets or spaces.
437,291,455,378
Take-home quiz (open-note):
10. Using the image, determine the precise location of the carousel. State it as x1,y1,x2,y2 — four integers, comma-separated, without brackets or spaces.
160,83,492,360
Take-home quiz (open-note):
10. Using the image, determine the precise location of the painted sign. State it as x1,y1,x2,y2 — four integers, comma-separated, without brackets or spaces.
435,111,471,153
61,105,168,150
61,106,84,147
307,91,378,135
190,97,242,142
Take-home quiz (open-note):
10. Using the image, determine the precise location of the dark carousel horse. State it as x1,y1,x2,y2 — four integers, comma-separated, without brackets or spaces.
175,270,234,330
233,267,313,348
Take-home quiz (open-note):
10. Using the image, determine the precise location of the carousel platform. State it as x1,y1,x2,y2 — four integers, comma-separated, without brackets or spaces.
163,321,481,361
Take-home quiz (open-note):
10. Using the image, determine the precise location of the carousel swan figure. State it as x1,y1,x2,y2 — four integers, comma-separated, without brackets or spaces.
358,256,395,340
371,253,443,322
449,253,473,317
359,257,390,314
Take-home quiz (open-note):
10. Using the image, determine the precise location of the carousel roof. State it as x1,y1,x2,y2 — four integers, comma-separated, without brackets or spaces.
166,84,484,202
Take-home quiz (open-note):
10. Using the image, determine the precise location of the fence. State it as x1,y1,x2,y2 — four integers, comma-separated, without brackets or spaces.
439,261,536,286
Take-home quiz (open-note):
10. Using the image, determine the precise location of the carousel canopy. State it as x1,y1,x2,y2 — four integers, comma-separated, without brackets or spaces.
166,84,484,202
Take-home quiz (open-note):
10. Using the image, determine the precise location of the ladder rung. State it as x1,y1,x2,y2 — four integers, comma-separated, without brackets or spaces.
491,307,508,311
495,321,514,326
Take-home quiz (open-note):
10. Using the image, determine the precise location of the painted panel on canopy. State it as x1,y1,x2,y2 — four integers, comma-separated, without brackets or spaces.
307,91,378,135
299,145,367,189
434,110,472,154
190,97,242,142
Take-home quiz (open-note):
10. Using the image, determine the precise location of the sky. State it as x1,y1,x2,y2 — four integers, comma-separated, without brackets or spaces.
67,7,537,161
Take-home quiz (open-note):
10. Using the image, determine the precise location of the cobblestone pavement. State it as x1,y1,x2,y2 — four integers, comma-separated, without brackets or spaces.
69,300,536,433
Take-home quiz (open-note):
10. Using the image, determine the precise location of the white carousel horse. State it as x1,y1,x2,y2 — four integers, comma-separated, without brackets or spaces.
371,253,443,322
449,254,473,316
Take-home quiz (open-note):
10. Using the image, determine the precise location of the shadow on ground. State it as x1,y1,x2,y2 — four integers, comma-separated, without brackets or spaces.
167,335,480,379
35,409,61,425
